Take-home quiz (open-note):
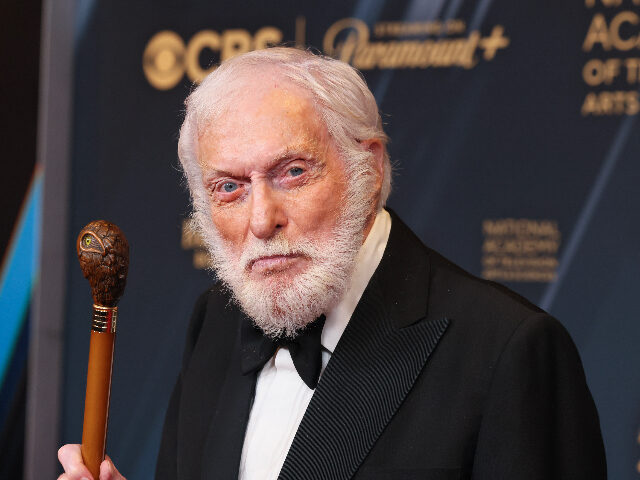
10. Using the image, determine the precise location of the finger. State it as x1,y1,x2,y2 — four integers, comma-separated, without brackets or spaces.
100,455,126,480
58,444,93,480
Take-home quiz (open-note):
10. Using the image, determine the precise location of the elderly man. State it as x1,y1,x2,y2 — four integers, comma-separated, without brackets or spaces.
59,47,606,479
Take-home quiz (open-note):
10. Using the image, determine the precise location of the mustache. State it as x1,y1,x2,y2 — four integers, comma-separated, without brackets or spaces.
239,235,318,270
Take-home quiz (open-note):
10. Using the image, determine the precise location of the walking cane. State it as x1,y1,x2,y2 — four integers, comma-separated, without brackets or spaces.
76,220,129,479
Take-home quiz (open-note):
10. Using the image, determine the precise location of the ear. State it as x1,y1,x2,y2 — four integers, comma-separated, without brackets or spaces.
360,138,385,193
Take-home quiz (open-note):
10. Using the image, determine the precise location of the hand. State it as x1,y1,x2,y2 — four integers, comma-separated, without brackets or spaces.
58,444,126,480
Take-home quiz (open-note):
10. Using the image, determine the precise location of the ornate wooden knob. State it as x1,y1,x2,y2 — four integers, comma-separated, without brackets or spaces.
76,220,129,308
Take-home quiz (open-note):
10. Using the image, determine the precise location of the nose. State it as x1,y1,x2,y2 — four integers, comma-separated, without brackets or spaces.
249,181,287,239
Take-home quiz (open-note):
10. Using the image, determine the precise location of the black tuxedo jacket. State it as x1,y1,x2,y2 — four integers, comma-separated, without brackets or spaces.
156,212,606,479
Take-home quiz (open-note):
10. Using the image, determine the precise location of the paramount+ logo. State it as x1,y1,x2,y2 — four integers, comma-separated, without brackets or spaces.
142,27,283,90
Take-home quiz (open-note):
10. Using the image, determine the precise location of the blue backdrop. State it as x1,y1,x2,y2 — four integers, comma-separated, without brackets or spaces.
60,1,640,478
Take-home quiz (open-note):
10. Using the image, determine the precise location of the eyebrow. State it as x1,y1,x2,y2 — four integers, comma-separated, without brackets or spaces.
203,144,321,181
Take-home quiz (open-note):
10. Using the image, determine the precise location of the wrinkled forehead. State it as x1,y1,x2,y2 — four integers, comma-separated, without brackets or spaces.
195,65,309,122
196,82,335,165
200,73,324,134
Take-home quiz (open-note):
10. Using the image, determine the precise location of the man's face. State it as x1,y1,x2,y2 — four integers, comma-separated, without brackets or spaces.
196,79,375,337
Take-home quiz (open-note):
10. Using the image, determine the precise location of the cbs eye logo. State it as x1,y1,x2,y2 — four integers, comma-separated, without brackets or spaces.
142,27,283,90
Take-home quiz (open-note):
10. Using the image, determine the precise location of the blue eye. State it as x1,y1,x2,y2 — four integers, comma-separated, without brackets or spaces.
289,167,304,177
222,182,238,193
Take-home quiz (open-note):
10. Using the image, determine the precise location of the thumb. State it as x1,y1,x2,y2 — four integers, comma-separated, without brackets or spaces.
99,455,126,480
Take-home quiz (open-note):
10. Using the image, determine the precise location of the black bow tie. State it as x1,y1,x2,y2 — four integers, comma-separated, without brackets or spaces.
240,315,326,389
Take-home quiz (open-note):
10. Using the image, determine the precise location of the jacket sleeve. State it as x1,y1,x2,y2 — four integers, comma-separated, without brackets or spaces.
471,313,607,479
155,290,211,479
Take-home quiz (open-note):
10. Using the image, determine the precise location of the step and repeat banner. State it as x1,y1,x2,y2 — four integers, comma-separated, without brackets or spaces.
61,0,640,477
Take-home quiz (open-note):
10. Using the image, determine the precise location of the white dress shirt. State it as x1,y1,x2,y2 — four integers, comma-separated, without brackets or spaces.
238,209,392,480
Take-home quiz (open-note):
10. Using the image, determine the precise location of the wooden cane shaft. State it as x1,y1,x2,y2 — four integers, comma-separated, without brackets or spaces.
81,330,115,479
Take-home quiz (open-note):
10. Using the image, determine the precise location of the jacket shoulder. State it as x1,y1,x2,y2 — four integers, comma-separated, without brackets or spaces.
428,247,544,323
181,281,235,370
386,209,545,329
423,247,583,382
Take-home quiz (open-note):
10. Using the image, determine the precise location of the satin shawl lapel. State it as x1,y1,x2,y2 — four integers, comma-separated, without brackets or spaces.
279,213,450,480
201,313,257,480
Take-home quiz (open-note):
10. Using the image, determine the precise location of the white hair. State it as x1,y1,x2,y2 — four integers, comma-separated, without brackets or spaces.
176,48,391,336
178,47,391,235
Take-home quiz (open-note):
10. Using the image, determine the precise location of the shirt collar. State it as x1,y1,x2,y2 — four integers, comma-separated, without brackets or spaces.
321,208,392,353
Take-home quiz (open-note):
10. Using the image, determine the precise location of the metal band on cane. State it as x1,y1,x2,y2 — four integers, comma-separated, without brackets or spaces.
92,305,118,333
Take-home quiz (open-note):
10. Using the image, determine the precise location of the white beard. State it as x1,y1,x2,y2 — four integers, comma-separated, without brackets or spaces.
203,208,365,339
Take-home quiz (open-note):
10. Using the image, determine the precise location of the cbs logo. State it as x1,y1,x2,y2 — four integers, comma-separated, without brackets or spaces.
143,27,283,90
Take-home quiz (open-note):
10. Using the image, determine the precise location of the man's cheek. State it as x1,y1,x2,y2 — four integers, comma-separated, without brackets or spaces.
211,215,243,243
